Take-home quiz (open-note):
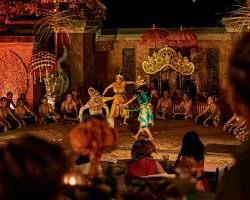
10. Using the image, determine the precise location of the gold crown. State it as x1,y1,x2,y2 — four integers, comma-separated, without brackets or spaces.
115,74,124,79
88,87,96,95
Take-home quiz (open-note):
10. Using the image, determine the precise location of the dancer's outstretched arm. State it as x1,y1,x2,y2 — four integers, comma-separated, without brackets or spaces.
126,81,136,85
103,84,113,96
123,96,137,108
78,104,89,121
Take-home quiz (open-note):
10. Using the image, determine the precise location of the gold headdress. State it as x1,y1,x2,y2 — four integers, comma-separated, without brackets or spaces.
88,87,96,96
115,74,124,79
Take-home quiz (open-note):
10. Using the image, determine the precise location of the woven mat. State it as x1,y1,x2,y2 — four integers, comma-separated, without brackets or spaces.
205,144,239,154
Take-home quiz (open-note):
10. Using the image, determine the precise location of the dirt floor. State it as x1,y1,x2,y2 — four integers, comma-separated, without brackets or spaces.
0,120,239,169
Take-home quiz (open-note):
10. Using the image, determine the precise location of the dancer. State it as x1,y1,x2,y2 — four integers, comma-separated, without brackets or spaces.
123,85,154,140
103,74,136,125
79,87,113,125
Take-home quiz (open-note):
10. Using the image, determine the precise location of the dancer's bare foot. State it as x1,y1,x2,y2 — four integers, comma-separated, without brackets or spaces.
148,136,154,140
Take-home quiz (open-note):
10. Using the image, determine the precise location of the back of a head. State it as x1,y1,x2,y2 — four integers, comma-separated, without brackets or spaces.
230,32,250,105
6,92,12,97
180,131,205,161
131,139,155,160
0,136,68,200
138,85,149,93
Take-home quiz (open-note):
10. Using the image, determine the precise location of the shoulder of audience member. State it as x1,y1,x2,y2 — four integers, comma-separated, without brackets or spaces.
233,140,250,162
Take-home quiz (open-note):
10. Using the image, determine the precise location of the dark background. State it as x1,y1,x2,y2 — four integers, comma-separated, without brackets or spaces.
102,0,245,28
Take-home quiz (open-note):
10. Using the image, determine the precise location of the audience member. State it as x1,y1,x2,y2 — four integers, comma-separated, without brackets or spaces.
215,31,250,200
126,139,165,181
174,131,211,192
0,135,68,200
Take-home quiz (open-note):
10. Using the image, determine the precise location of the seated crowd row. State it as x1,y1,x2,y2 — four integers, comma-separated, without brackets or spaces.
0,86,248,142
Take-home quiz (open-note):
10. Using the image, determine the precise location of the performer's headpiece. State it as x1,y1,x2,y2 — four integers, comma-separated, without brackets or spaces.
115,74,124,79
88,87,96,95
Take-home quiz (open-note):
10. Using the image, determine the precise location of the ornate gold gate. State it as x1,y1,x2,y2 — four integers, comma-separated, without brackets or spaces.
142,46,195,75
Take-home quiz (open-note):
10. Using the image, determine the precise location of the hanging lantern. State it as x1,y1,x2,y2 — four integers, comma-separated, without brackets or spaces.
29,51,57,83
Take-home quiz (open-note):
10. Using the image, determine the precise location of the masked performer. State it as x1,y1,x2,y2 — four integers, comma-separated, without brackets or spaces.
103,74,136,125
79,88,113,125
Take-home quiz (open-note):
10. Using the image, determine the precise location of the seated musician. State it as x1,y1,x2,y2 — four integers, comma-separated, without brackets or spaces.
0,100,8,132
223,113,248,136
61,93,78,121
0,97,22,129
174,93,193,120
39,97,61,124
195,96,221,127
15,98,38,126
71,89,83,111
156,90,172,119
6,92,16,110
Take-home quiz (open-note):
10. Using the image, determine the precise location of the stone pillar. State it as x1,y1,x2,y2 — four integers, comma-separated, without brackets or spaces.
82,32,95,98
67,32,95,99
67,33,84,90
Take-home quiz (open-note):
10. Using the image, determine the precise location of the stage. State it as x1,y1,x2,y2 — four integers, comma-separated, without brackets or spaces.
0,120,239,167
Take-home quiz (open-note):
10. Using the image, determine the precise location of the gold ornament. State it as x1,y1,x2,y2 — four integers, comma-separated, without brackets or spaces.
142,46,195,75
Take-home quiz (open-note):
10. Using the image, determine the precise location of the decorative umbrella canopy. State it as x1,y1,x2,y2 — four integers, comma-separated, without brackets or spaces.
139,24,169,48
29,51,57,83
166,26,198,48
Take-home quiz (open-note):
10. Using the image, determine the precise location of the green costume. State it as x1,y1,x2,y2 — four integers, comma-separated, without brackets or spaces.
137,91,154,128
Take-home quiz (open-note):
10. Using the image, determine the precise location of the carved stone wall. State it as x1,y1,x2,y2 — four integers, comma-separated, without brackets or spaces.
122,48,136,81
0,38,33,104
206,48,220,94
